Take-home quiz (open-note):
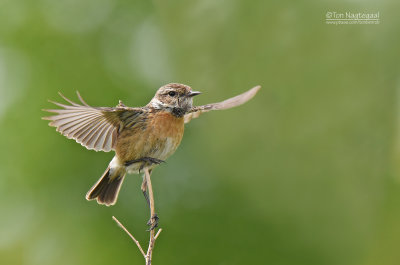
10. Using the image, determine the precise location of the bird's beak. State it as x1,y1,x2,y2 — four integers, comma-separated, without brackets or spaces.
188,91,201,97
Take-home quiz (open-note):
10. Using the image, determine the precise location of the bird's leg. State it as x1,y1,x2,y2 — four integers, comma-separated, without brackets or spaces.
138,158,165,173
125,157,165,167
124,158,141,167
144,157,165,165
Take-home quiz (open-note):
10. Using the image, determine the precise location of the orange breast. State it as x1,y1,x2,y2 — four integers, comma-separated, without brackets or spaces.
150,112,185,138
115,111,184,162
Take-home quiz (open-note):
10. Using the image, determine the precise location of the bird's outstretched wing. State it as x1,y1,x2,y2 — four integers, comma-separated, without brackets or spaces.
42,92,143,152
184,85,261,124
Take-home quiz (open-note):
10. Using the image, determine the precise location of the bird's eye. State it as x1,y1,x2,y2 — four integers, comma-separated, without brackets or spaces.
168,91,176,97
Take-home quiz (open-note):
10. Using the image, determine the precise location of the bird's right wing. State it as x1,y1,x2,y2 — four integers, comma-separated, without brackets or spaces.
42,92,143,152
184,85,261,123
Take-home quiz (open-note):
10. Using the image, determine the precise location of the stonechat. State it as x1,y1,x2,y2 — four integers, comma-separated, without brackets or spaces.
43,83,260,206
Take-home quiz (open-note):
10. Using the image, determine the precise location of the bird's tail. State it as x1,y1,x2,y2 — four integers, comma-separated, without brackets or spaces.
86,166,126,206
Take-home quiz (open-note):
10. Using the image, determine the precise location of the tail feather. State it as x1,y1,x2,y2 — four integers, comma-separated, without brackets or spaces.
86,167,126,206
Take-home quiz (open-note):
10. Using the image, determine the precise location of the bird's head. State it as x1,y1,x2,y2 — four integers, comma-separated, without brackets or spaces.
148,83,201,116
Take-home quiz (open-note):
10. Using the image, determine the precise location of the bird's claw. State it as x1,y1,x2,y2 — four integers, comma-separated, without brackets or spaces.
147,214,159,231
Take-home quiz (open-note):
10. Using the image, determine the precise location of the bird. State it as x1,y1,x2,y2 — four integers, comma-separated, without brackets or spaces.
43,83,260,208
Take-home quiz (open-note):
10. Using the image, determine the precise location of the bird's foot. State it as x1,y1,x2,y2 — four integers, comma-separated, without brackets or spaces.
125,157,165,167
144,157,165,165
147,214,159,231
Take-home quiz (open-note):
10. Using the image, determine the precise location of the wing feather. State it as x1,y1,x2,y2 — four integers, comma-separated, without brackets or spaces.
59,114,100,135
184,85,260,123
82,119,105,147
70,116,102,140
101,125,113,150
43,93,142,152
85,119,111,149
93,123,109,149
70,116,103,143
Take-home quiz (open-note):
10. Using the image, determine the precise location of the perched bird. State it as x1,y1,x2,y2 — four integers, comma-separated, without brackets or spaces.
43,83,260,207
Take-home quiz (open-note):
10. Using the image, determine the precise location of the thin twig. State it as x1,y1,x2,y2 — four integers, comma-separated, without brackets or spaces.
144,167,157,265
112,216,146,258
147,228,162,259
112,167,162,265
154,229,162,240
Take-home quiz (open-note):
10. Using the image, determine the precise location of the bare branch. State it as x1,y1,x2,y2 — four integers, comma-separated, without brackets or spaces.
144,167,158,265
154,229,162,240
112,167,162,265
112,216,146,258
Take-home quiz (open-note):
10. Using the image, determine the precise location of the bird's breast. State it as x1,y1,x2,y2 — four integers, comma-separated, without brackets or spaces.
115,111,184,166
151,111,185,137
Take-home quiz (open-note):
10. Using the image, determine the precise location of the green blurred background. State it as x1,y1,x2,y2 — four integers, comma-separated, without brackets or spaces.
1,0,400,264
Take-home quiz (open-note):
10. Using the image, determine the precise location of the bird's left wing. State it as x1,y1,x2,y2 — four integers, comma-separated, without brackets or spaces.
42,92,143,152
184,85,261,123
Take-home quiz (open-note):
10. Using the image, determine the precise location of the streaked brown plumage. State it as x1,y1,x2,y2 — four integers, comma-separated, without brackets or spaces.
43,83,260,206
